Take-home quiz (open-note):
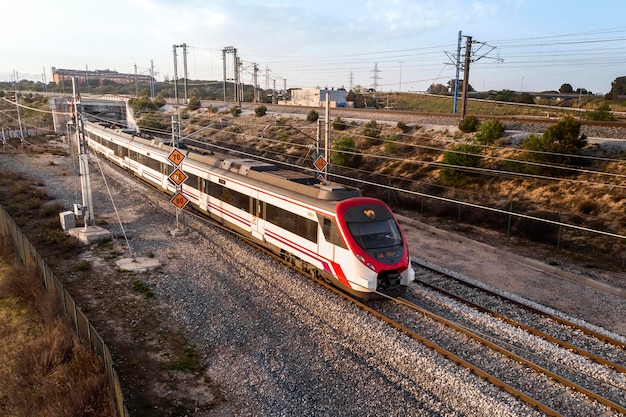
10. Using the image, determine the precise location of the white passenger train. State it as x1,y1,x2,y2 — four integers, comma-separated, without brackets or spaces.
84,121,415,298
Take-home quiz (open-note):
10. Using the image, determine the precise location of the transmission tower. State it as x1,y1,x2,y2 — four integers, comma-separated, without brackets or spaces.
370,63,382,93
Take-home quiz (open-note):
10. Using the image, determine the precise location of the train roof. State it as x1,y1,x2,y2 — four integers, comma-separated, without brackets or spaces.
192,152,362,202
88,122,361,202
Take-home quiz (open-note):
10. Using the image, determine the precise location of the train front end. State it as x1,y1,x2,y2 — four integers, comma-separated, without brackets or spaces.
335,197,414,298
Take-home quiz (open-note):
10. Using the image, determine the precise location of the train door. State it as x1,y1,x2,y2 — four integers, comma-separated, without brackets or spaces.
251,197,264,241
318,215,341,263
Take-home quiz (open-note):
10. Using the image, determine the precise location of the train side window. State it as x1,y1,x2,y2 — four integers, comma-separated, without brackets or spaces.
267,203,317,243
318,215,346,249
186,172,200,190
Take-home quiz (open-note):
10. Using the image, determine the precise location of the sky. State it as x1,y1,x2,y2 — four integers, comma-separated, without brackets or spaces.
4,0,626,95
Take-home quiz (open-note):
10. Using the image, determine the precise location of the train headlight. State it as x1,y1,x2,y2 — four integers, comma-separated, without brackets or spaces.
356,254,376,271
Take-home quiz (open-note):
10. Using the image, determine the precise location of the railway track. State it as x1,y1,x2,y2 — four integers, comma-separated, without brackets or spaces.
161,187,626,416
386,259,626,416
255,102,626,129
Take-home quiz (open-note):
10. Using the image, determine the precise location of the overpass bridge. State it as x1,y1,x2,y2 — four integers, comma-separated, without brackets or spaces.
48,94,137,134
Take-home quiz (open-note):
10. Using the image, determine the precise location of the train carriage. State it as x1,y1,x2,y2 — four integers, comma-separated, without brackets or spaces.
84,121,414,298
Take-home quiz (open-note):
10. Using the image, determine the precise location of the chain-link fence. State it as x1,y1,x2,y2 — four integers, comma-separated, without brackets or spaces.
0,205,129,417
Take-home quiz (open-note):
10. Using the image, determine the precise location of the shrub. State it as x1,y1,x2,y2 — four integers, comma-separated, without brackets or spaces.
331,136,362,167
275,117,288,126
439,143,483,186
458,115,480,133
578,200,597,214
475,119,505,145
132,279,154,298
332,116,347,131
519,116,587,170
254,105,267,117
585,103,614,121
186,96,201,111
362,120,381,139
397,121,411,133
229,106,241,117
384,135,400,154
306,109,319,122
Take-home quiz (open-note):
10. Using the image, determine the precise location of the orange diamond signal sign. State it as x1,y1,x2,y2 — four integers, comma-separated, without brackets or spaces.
169,168,188,186
168,148,186,166
313,154,327,172
170,192,189,209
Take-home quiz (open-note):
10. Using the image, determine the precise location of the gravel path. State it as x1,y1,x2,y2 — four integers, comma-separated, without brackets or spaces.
1,137,624,416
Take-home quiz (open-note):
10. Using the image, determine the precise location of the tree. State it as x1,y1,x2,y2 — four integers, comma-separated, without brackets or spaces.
606,76,626,100
427,83,448,94
448,79,473,92
516,92,534,104
559,83,573,93
494,89,516,102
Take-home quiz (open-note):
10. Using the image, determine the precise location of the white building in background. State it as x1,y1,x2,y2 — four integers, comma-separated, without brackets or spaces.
286,88,351,107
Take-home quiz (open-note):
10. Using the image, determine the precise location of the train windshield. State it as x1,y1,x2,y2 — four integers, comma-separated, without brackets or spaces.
347,219,403,250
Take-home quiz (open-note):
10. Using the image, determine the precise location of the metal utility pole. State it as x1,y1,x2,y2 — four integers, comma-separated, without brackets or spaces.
222,46,238,102
461,35,473,118
182,43,188,103
12,70,24,145
253,63,259,103
85,65,90,93
150,60,156,99
446,33,501,117
173,45,179,104
42,66,48,92
71,78,94,227
134,64,139,96
324,93,330,179
453,31,462,114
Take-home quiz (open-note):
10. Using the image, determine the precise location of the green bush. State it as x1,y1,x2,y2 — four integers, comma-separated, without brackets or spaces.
254,105,267,117
332,116,347,130
585,103,614,121
439,143,483,186
475,119,505,145
384,135,400,154
362,120,381,139
229,105,241,117
186,96,201,111
331,136,362,167
306,109,319,122
458,115,480,133
517,116,588,173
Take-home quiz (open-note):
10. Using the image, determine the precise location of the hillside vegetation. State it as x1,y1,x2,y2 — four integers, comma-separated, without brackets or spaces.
167,103,626,270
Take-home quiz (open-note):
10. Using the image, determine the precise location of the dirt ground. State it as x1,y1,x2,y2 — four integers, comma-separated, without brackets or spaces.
398,215,626,337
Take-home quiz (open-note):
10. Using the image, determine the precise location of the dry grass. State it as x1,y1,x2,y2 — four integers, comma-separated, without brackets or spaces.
1,142,222,416
0,239,115,417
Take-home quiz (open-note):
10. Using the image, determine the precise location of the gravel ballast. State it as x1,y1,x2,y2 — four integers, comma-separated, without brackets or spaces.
2,135,624,416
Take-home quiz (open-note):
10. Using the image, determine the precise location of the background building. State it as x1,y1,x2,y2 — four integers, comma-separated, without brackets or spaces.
51,67,153,86
287,88,350,107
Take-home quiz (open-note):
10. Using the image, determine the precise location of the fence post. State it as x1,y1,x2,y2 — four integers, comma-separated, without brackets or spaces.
507,201,513,236
557,213,562,249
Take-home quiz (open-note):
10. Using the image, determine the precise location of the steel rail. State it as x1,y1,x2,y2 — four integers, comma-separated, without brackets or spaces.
413,261,626,349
